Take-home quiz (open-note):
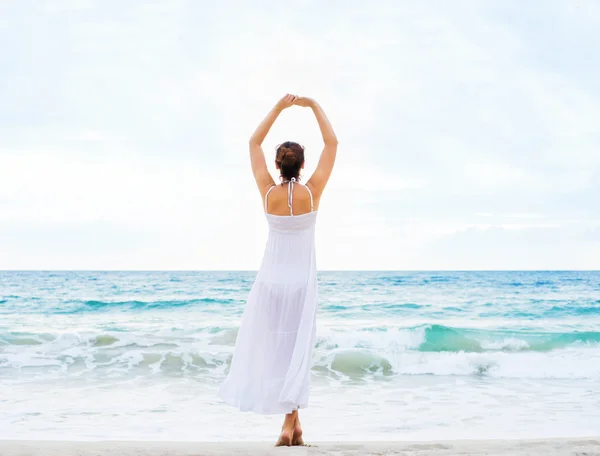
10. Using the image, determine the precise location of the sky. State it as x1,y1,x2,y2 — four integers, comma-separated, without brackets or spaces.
0,0,599,270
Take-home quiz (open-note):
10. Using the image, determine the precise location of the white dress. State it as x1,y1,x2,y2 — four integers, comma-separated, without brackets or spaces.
218,178,318,414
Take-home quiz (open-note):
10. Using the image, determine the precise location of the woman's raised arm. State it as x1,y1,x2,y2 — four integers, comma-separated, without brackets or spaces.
295,97,338,196
249,94,297,195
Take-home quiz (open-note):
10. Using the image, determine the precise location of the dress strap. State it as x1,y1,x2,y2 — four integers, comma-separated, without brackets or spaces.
304,183,314,212
264,185,276,212
286,177,296,215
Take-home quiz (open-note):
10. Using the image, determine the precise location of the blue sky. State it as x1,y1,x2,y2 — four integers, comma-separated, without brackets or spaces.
0,0,599,270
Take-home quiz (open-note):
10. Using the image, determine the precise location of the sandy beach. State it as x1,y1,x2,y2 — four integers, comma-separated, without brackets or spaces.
1,438,599,456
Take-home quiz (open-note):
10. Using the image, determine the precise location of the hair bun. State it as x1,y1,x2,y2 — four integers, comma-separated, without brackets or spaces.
282,149,297,166
276,141,305,180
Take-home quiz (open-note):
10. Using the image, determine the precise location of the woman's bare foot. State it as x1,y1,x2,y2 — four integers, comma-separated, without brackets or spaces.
292,417,304,446
275,427,293,447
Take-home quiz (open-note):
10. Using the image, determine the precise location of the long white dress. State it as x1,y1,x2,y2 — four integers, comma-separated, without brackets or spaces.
218,178,318,414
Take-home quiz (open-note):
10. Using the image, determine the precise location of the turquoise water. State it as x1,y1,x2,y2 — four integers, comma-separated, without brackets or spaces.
1,271,599,440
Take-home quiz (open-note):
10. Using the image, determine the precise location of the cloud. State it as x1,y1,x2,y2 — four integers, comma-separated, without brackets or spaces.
0,0,599,269
420,223,600,270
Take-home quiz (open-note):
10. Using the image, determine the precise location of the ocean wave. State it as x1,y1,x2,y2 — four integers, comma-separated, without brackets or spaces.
328,350,393,376
77,298,237,312
2,325,599,353
545,304,600,316
2,293,599,319
315,324,600,354
2,324,600,381
2,341,597,380
0,298,239,314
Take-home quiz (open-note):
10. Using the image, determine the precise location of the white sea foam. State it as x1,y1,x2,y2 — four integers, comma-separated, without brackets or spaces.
2,322,600,381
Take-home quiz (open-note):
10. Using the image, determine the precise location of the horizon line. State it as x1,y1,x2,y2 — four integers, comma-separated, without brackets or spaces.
1,269,599,273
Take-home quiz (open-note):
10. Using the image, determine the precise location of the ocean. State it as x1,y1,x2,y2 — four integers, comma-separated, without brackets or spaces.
1,271,599,441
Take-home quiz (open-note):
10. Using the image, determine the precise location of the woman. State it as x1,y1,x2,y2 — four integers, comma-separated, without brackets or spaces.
218,94,338,446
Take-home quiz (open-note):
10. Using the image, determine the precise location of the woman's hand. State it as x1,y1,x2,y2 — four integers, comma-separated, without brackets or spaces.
275,93,298,111
293,96,315,108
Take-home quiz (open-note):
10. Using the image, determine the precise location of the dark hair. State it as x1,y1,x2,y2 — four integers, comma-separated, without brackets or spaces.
275,141,305,180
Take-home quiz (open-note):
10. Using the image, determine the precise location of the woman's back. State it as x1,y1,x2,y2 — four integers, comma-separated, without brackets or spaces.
264,178,316,217
261,179,317,281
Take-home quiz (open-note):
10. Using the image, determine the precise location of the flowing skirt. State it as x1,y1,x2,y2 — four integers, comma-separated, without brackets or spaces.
218,258,318,414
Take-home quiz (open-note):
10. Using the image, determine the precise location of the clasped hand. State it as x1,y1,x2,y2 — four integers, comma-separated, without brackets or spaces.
276,93,315,110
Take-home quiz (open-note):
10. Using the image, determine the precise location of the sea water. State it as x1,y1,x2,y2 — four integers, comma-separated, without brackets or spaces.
1,271,599,441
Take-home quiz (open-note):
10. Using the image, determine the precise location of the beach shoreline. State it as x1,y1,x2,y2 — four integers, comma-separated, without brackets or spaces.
1,438,599,455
